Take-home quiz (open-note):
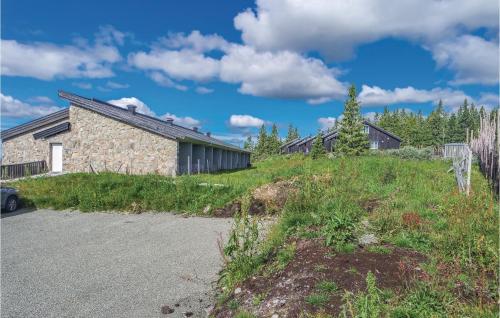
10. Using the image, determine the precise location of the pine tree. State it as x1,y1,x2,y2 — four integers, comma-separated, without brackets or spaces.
426,100,448,147
285,124,300,142
447,113,462,143
335,84,369,155
310,130,325,159
268,123,281,155
243,136,254,151
254,125,268,158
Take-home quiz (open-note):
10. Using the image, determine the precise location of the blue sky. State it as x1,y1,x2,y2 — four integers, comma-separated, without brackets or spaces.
1,0,499,145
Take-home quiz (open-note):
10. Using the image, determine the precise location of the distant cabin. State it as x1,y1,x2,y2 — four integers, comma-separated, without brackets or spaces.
280,121,401,154
1,91,251,176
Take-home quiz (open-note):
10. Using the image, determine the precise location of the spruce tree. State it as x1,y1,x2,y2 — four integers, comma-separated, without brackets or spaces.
335,84,369,155
310,131,325,159
426,100,447,146
254,125,268,158
285,124,299,142
243,136,254,151
268,124,281,155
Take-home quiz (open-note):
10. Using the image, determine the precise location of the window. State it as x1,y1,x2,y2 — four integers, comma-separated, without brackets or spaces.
364,125,370,134
370,140,379,150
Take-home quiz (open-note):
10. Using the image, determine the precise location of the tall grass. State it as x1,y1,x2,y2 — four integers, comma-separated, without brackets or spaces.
217,155,498,315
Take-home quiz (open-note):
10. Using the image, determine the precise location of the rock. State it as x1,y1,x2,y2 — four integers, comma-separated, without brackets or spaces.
203,205,211,214
161,305,174,314
272,314,279,318
183,312,193,317
234,287,242,294
359,233,379,246
174,303,180,307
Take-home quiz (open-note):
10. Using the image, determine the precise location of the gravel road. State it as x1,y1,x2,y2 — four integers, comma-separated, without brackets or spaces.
1,209,233,317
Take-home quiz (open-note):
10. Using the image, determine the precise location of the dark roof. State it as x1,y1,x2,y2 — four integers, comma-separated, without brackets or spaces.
363,120,402,141
296,135,316,146
2,91,249,153
280,137,301,149
1,108,69,141
33,122,70,140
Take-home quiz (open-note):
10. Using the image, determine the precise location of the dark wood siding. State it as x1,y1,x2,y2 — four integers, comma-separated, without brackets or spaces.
367,125,401,150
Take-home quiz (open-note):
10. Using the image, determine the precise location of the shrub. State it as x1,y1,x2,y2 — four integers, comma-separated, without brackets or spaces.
377,146,434,160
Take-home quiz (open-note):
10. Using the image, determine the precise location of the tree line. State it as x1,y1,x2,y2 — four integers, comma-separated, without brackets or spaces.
374,100,497,148
244,85,498,160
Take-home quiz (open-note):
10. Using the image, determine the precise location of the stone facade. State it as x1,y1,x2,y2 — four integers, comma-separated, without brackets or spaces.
2,105,178,176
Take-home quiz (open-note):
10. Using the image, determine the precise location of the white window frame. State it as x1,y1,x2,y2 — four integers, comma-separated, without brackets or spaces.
364,125,370,134
370,140,379,150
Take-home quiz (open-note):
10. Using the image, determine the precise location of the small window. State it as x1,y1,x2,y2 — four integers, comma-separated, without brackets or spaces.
370,140,379,150
364,125,369,134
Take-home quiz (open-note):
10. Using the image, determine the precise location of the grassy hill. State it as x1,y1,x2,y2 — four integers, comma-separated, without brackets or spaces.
11,154,498,316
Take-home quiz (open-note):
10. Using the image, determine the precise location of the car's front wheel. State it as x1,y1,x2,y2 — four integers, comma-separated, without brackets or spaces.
5,195,18,212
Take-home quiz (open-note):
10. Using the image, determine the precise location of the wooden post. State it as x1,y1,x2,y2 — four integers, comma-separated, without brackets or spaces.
466,146,472,196
197,159,200,174
207,159,210,174
187,155,191,175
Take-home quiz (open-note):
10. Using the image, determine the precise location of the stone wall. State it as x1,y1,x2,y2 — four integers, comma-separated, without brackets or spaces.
1,119,70,165
2,105,179,176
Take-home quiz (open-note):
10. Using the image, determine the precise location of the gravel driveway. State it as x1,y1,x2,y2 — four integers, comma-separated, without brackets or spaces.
1,209,233,318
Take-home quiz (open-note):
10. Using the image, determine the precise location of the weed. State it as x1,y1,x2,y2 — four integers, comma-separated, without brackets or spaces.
251,293,266,306
316,281,338,294
276,242,296,270
340,271,383,318
305,293,330,307
227,299,239,310
234,311,256,318
367,245,392,254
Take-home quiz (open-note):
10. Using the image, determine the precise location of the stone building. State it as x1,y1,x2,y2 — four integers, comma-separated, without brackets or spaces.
1,91,251,176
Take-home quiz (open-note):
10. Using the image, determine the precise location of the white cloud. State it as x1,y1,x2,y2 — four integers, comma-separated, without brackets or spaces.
229,114,265,128
234,0,498,61
107,97,201,128
362,112,378,121
106,81,130,89
318,117,337,129
159,30,230,53
148,72,188,91
128,49,220,82
1,27,123,80
27,96,53,103
219,45,347,103
430,35,499,85
1,93,62,118
195,86,214,94
129,31,347,103
72,82,93,90
358,85,473,109
212,133,249,146
160,113,201,128
107,97,156,116
478,93,500,110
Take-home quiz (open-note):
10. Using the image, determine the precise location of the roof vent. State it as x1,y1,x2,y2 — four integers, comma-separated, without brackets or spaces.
206,132,211,137
192,127,198,132
127,105,137,114
165,117,174,124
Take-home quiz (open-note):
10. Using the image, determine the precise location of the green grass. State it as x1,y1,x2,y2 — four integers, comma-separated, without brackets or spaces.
215,155,498,316
11,154,498,315
305,292,330,307
10,155,308,213
316,280,338,294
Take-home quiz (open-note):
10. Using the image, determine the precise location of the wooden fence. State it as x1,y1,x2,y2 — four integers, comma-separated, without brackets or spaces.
446,144,472,195
470,114,499,195
1,161,48,180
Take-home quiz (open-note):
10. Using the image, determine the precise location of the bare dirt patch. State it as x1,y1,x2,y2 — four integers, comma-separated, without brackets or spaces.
359,198,380,213
212,180,297,217
214,239,426,317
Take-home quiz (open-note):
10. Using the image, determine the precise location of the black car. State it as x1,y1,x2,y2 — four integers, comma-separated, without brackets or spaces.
1,187,20,212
